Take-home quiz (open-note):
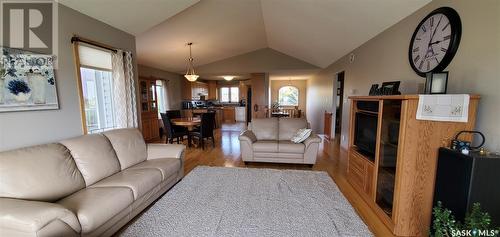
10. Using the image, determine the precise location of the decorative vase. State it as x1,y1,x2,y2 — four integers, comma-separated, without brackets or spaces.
0,79,4,104
28,72,46,104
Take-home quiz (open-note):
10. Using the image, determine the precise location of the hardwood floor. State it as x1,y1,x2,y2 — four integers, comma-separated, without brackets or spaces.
155,122,395,237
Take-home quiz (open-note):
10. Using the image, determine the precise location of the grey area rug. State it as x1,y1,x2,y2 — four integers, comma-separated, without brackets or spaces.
119,166,372,237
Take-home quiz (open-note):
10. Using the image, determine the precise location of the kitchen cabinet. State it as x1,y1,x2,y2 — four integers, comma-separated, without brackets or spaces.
182,80,208,100
208,81,217,100
222,107,235,123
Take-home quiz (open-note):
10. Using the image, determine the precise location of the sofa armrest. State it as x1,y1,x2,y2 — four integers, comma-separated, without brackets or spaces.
239,130,257,143
0,198,81,235
303,134,321,148
147,144,185,160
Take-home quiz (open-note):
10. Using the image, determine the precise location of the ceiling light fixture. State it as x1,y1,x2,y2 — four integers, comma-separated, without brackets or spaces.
184,42,199,82
223,76,235,81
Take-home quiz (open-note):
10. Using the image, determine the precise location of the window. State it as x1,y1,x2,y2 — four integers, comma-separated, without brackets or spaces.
220,86,239,103
155,80,168,117
278,86,299,106
76,44,115,134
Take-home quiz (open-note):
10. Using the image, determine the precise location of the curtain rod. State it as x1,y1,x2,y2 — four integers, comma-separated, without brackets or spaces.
71,36,118,53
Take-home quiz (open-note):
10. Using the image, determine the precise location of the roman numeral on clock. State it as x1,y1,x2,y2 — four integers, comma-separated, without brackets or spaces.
442,22,450,31
413,47,419,52
414,55,420,63
441,47,447,52
421,25,427,32
419,60,424,70
427,61,430,71
430,17,434,27
443,35,451,41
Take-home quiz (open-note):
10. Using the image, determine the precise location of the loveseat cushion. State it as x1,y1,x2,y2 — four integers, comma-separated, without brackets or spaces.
278,118,308,140
127,158,181,181
103,129,147,170
57,187,133,234
60,134,121,186
278,141,305,154
90,168,162,199
251,118,278,140
0,144,85,202
253,140,278,153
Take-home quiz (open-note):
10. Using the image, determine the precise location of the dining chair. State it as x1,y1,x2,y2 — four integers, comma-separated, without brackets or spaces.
188,112,215,149
160,113,188,144
166,110,181,119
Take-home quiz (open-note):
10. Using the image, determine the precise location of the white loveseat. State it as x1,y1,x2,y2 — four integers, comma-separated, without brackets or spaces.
239,118,321,165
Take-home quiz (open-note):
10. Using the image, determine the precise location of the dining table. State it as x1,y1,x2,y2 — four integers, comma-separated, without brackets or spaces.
171,117,201,131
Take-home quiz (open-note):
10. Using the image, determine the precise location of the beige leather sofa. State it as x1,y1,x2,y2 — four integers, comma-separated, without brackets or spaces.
0,129,184,237
239,118,321,165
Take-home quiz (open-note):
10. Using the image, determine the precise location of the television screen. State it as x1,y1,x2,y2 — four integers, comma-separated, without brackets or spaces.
354,112,378,156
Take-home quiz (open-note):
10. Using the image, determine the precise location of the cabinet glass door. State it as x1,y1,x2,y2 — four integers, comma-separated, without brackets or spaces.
375,100,402,217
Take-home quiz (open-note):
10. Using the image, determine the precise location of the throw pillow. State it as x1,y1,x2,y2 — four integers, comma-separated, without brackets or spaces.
291,128,312,143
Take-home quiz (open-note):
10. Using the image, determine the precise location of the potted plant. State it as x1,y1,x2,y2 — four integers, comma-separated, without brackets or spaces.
432,201,499,237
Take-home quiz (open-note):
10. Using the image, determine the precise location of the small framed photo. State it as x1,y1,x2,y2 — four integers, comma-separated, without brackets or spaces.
425,71,449,94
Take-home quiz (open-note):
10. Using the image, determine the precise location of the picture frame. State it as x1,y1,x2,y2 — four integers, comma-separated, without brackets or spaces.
380,81,401,95
0,47,59,112
425,71,449,94
369,84,379,96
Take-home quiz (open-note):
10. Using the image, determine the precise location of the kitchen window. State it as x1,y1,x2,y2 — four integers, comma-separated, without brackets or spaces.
220,86,239,103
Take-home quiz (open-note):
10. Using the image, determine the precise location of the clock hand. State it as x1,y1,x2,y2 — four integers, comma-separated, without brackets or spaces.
429,40,443,45
429,15,443,46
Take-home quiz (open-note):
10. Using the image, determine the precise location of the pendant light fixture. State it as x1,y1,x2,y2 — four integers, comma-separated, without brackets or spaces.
184,42,199,82
223,76,234,81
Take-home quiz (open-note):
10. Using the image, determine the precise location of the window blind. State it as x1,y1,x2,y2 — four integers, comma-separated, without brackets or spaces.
78,44,112,70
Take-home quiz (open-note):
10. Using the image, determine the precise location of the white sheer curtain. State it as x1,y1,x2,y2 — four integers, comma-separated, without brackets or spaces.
156,80,170,114
111,50,138,128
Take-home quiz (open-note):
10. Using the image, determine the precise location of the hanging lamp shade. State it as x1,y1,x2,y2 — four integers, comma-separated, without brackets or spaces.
184,42,199,82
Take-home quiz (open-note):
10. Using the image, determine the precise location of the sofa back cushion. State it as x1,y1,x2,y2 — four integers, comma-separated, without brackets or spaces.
250,118,278,140
279,118,308,140
60,134,121,186
0,144,85,201
103,128,147,170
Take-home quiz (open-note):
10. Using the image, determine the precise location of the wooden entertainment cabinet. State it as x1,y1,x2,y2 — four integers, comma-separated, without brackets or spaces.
347,95,479,236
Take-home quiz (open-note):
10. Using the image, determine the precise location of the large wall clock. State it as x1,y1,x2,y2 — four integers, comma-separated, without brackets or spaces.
409,7,462,77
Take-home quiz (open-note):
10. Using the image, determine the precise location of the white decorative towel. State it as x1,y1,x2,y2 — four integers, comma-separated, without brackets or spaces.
416,94,470,122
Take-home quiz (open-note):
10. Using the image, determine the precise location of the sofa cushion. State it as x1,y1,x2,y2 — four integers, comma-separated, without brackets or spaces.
60,134,121,186
253,140,278,153
57,187,133,234
278,141,306,153
103,129,147,170
127,158,181,181
278,118,308,140
0,144,85,202
250,118,278,140
90,169,162,199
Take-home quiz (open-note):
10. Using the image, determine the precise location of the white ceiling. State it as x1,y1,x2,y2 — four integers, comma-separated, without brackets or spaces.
58,0,200,35
59,0,431,72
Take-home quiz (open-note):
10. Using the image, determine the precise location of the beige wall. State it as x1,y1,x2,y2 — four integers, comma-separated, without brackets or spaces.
306,0,500,151
271,80,307,114
196,48,319,74
0,4,137,151
138,65,183,110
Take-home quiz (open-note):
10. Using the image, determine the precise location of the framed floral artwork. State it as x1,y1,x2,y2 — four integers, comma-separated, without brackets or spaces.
0,47,59,112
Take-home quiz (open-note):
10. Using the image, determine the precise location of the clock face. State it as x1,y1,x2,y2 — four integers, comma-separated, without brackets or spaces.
409,7,461,77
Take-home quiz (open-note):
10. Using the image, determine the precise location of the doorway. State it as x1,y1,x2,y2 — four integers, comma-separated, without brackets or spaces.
334,71,345,136
246,86,252,124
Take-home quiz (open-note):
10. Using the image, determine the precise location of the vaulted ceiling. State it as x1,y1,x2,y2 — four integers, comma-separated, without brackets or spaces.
60,0,431,73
